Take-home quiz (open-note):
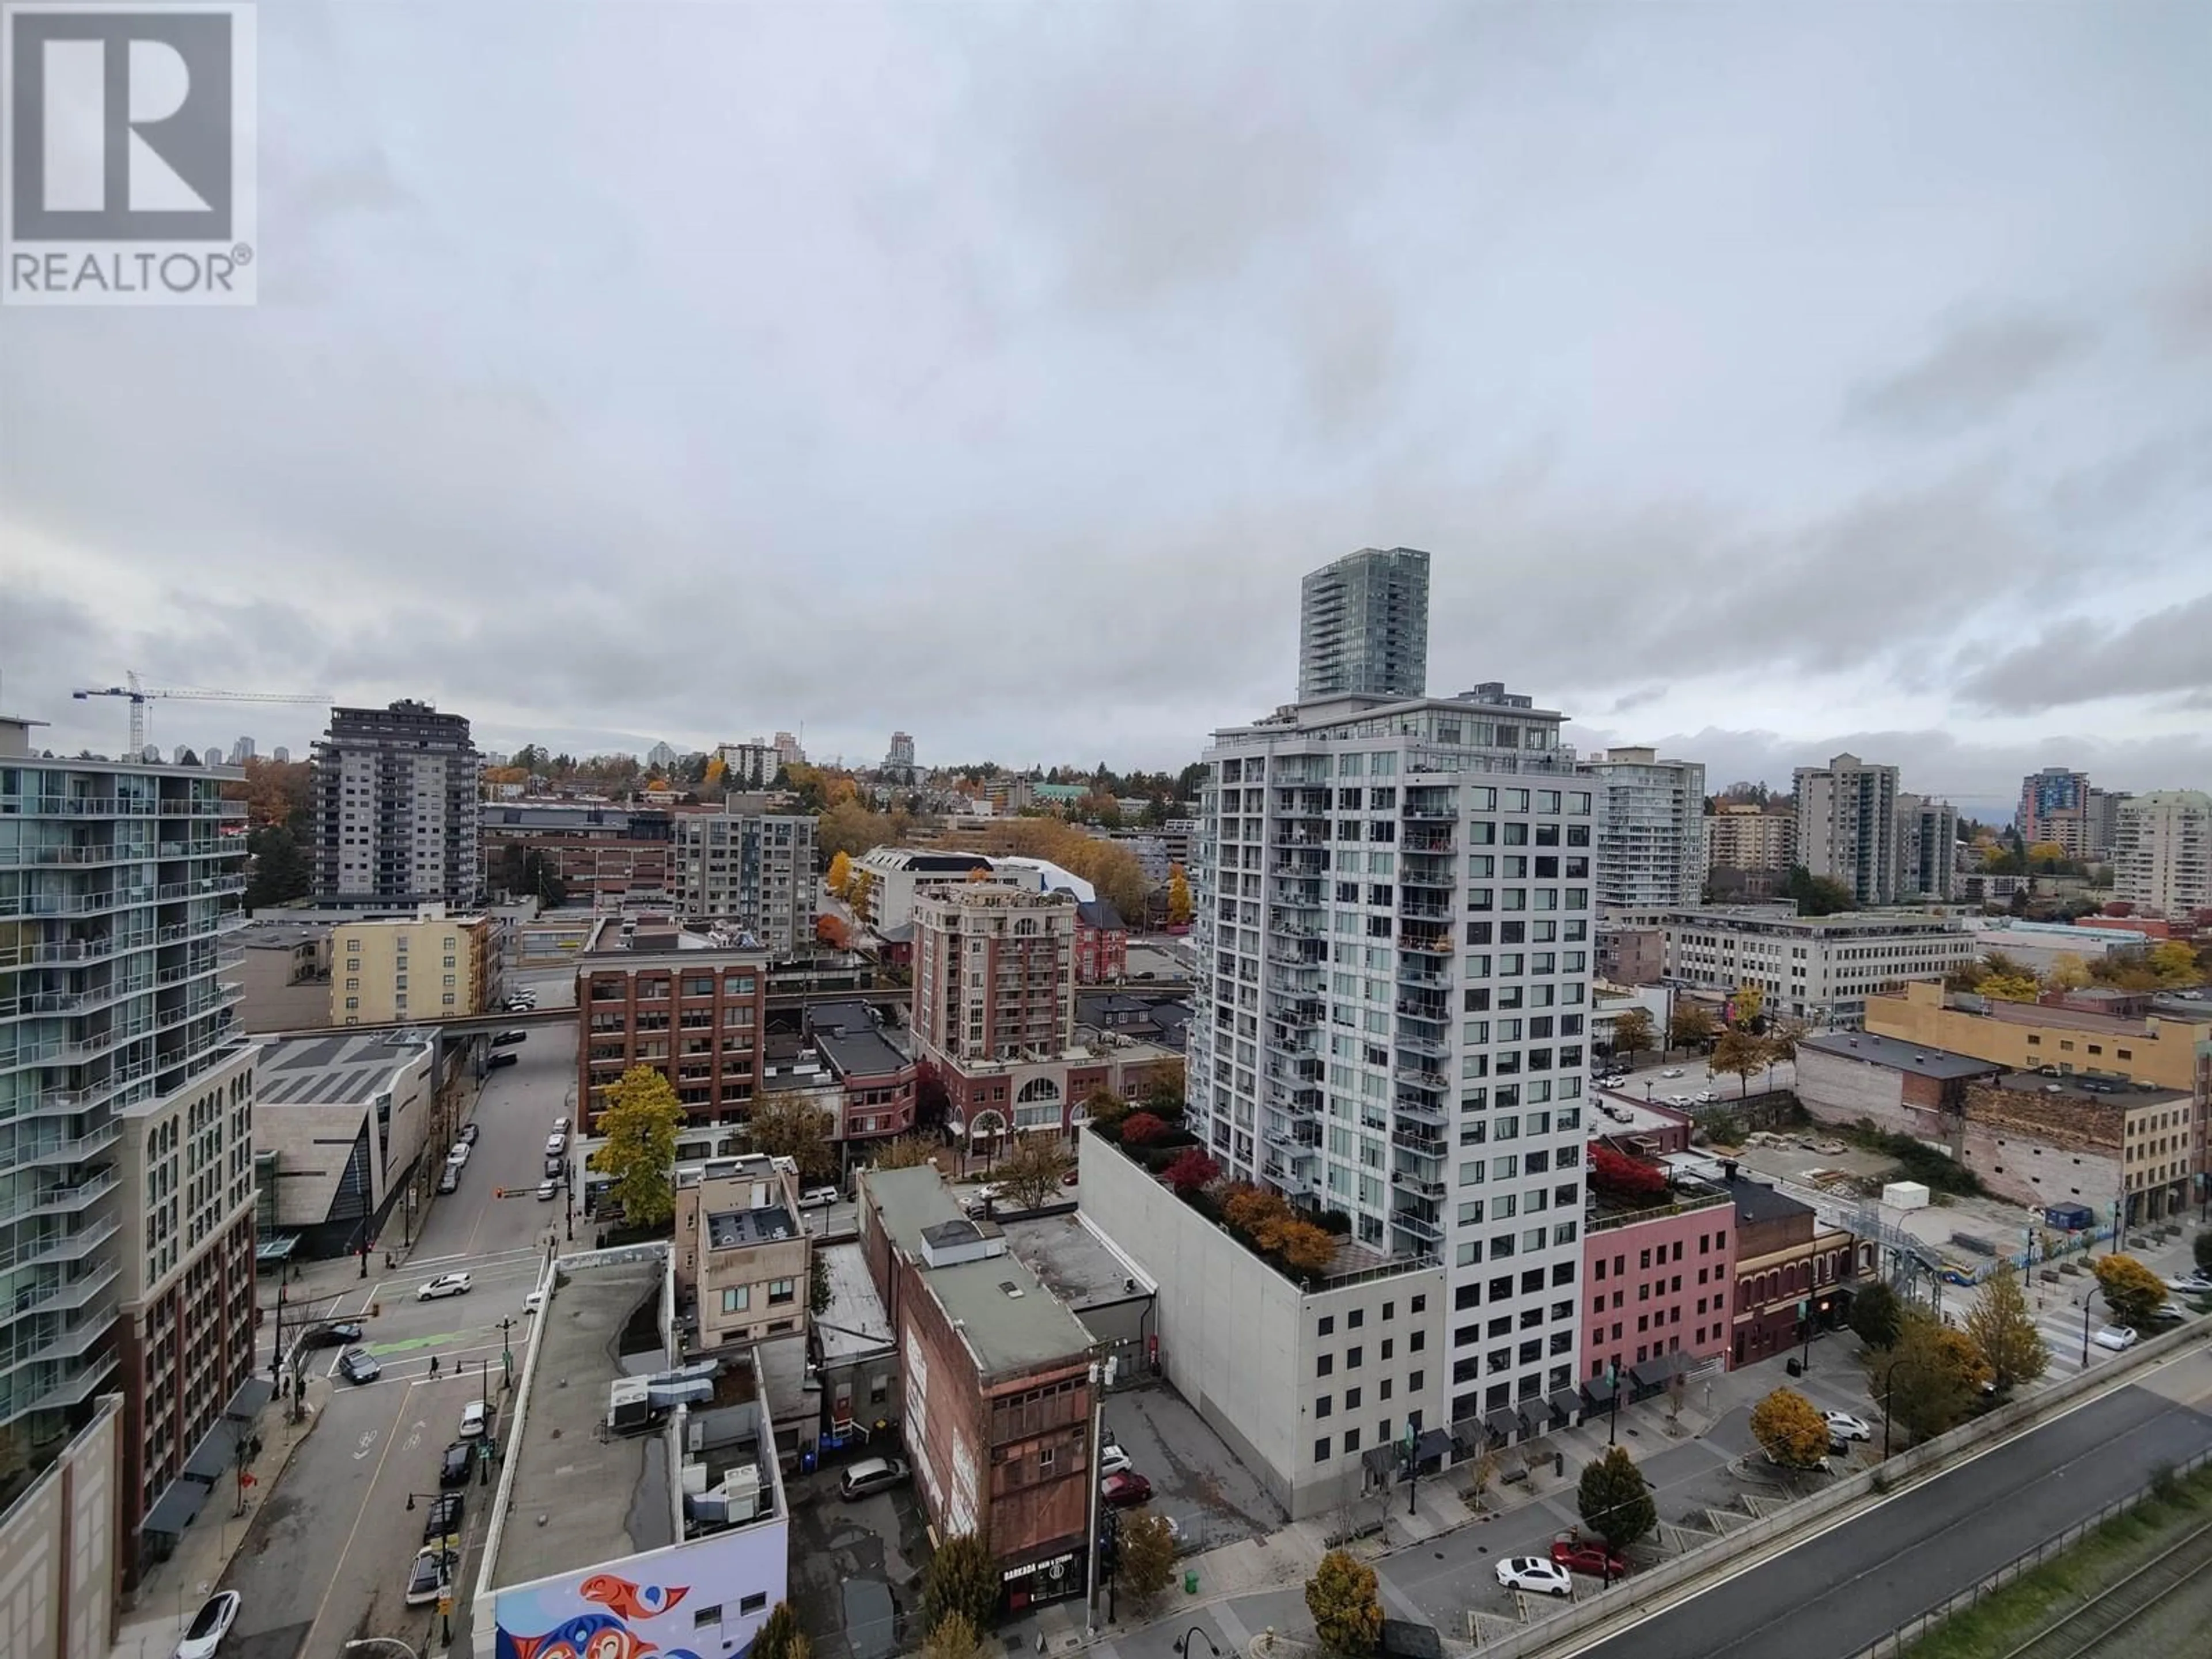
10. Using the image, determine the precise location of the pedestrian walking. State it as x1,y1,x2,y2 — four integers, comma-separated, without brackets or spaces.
429,1354,441,1378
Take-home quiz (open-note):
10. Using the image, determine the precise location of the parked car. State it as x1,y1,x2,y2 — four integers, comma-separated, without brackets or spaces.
2145,1304,2188,1329
420,1491,464,1547
1496,1558,1574,1597
798,1186,840,1209
546,1134,567,1156
838,1456,909,1500
522,1289,544,1315
2164,1272,2212,1296
445,1143,471,1168
2092,1325,2139,1352
536,1180,559,1202
458,1123,480,1146
544,1157,565,1180
418,1272,473,1301
406,1546,446,1607
176,1590,241,1659
1548,1537,1630,1580
492,1030,527,1048
439,1442,474,1488
305,1320,364,1348
1661,1068,1685,1079
436,1168,459,1195
1823,1411,1874,1442
1060,1167,1080,1187
552,1115,570,1133
460,1399,489,1439
338,1348,381,1384
1100,1471,1153,1507
487,1051,520,1071
1097,1444,1134,1478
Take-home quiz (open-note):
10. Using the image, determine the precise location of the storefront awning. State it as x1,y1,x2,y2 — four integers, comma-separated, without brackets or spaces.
1516,1401,1549,1434
1547,1388,1583,1422
141,1474,211,1539
1583,1374,1619,1405
1484,1406,1520,1440
1629,1360,1669,1390
1414,1427,1453,1464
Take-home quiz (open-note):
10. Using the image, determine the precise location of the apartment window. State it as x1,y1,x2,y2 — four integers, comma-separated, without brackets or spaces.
721,1287,749,1313
1344,1387,1361,1411
1317,1315,1335,1337
1315,1395,1332,1418
1316,1353,1333,1377
739,1593,767,1616
1346,1345,1363,1369
767,1278,796,1305
1343,1429,1361,1454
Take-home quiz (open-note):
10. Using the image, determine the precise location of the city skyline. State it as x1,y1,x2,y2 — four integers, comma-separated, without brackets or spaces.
2,5,2206,805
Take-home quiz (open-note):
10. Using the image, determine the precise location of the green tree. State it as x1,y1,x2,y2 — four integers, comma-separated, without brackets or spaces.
1143,1058,1187,1115
1863,1311,1993,1444
921,1613,982,1659
1303,1548,1382,1656
2092,1253,2166,1330
1750,1387,1831,1468
587,1066,685,1228
1085,1087,1134,1135
997,1134,1073,1210
809,1250,831,1317
745,1097,838,1181
1785,865,1857,916
1976,970,2041,1003
1964,1269,2049,1390
1848,1282,1904,1350
2149,940,2205,988
1576,1446,1656,1550
752,1603,810,1659
243,821,312,910
1116,1511,1178,1611
922,1532,999,1634
1668,1002,1715,1051
1710,1027,1767,1098
1609,1006,1656,1066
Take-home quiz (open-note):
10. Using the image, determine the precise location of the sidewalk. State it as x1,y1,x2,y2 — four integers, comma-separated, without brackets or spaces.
110,1375,333,1659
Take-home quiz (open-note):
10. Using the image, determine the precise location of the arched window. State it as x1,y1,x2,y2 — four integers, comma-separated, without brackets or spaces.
1017,1076,1062,1104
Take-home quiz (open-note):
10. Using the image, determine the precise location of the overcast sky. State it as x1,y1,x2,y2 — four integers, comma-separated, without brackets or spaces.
2,1,2206,815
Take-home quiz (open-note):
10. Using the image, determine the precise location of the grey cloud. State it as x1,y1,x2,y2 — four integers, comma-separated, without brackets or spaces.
1847,314,2092,434
1955,590,2212,714
1607,686,1669,716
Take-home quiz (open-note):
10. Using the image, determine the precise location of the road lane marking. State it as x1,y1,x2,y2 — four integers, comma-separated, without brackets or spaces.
302,1385,415,1656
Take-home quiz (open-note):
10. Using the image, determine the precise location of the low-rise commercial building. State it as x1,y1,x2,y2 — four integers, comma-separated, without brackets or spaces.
808,1003,919,1150
1655,906,1975,1025
1954,1072,2198,1224
809,1240,899,1456
252,1031,437,1257
575,916,770,1126
1583,1172,1737,1389
673,1156,810,1352
1726,1173,1870,1369
1794,1031,2006,1140
475,1249,789,1659
857,1165,1097,1610
1865,980,2212,1093
233,921,333,1032
1595,926,1665,986
480,801,676,908
1078,1135,1446,1519
1073,899,1128,983
329,907,500,1025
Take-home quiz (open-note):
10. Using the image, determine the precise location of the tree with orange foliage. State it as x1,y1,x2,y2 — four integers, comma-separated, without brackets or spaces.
816,915,850,949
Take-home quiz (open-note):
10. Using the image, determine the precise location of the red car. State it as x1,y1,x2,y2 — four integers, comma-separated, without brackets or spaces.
1549,1537,1630,1580
1100,1472,1153,1508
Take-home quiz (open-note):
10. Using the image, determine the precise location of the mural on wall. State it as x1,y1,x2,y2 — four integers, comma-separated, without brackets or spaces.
494,1526,786,1659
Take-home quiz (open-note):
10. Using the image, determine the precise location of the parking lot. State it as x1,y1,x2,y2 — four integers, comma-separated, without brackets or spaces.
786,1461,931,1659
1102,1384,1286,1554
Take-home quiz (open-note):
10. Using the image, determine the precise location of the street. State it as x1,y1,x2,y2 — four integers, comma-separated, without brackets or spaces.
218,988,577,1659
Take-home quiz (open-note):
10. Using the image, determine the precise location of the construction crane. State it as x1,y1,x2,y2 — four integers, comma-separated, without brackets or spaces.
73,671,331,758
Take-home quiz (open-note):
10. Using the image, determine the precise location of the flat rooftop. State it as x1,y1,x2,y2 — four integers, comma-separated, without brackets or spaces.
1800,1031,2007,1080
1990,1070,2191,1108
998,1214,1154,1310
816,1025,910,1078
1953,994,2210,1039
816,1241,893,1364
494,1256,672,1589
1589,1090,1692,1137
926,1255,1097,1377
708,1205,799,1248
865,1164,973,1252
255,1030,433,1104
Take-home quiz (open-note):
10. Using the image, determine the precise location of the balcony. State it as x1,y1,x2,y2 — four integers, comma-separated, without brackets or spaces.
1401,805,1456,822
1394,1093,1446,1127
1263,1123,1321,1151
1,796,158,817
3,1300,119,1370
0,1215,118,1275
1390,1123,1445,1158
0,1169,119,1223
1402,828,1456,853
1399,930,1452,957
0,886,156,920
1395,1030,1449,1060
1399,899,1451,921
19,1062,156,1120
21,1347,119,1416
1391,1169,1446,1200
1389,1209,1444,1245
1396,960,1447,988
2,1261,119,1320
8,1120,121,1168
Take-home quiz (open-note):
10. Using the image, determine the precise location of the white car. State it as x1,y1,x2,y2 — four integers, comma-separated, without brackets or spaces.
799,1186,840,1209
522,1289,545,1315
536,1179,559,1201
418,1272,473,1301
1098,1444,1134,1478
445,1143,471,1167
545,1134,567,1156
2163,1273,2212,1296
176,1590,241,1659
1661,1068,1685,1079
2092,1325,2138,1352
552,1115,570,1133
1496,1557,1573,1597
1824,1411,1873,1442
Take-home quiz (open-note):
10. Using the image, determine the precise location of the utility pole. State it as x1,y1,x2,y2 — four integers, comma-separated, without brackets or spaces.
1083,1358,1106,1634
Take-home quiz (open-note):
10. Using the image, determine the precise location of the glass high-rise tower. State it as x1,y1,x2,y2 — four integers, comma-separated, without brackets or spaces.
1297,547,1431,703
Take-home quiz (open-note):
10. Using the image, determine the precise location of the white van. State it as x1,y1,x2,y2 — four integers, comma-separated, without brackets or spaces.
459,1400,488,1440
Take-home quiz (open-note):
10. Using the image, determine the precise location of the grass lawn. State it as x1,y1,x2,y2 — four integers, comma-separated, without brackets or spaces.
1903,1463,2212,1658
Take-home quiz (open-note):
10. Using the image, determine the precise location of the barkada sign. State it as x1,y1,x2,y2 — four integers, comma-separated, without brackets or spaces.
2,2,257,304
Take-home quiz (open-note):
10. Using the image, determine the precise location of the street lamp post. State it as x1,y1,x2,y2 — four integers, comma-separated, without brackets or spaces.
1176,1628,1222,1659
2080,1286,2109,1368
1879,1357,1924,1460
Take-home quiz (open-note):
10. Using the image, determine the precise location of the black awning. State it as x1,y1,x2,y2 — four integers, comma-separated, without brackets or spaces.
141,1472,212,1539
224,1376,274,1422
1484,1406,1519,1438
1547,1389,1582,1422
181,1431,237,1486
1583,1374,1619,1404
1450,1420,1486,1459
1516,1400,1548,1433
1414,1427,1453,1464
1629,1360,1668,1389
1361,1445,1395,1480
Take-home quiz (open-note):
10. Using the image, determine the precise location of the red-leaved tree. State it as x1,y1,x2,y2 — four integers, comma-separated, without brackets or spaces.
1120,1112,1170,1146
1589,1143,1668,1200
1161,1148,1220,1198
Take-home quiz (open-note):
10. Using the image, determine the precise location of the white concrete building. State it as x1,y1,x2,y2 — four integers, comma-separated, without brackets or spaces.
714,740,777,789
1189,682,1590,1435
311,700,484,910
1654,906,1974,1025
850,846,995,934
1793,752,1902,905
1895,794,1960,901
2113,790,2212,918
1577,747,1706,909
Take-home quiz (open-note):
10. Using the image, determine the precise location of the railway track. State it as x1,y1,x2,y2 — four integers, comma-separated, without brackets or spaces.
1998,1511,2212,1659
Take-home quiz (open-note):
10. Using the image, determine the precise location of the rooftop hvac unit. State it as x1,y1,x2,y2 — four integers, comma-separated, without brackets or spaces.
722,1463,763,1523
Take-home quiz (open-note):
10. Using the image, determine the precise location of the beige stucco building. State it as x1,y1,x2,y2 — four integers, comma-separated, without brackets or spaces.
1865,980,2211,1094
331,907,499,1025
0,1395,121,1659
673,1155,812,1351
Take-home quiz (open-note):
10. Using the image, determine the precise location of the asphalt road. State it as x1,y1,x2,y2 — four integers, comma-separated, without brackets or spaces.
221,1014,578,1659
1576,1349,2212,1659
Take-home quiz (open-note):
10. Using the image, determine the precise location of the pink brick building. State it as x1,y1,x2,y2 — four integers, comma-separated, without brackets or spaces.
1582,1179,1738,1389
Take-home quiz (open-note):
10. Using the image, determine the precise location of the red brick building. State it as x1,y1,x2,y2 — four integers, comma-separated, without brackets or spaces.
1073,899,1128,982
483,802,676,906
1725,1171,1873,1369
574,915,769,1126
858,1165,1097,1610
